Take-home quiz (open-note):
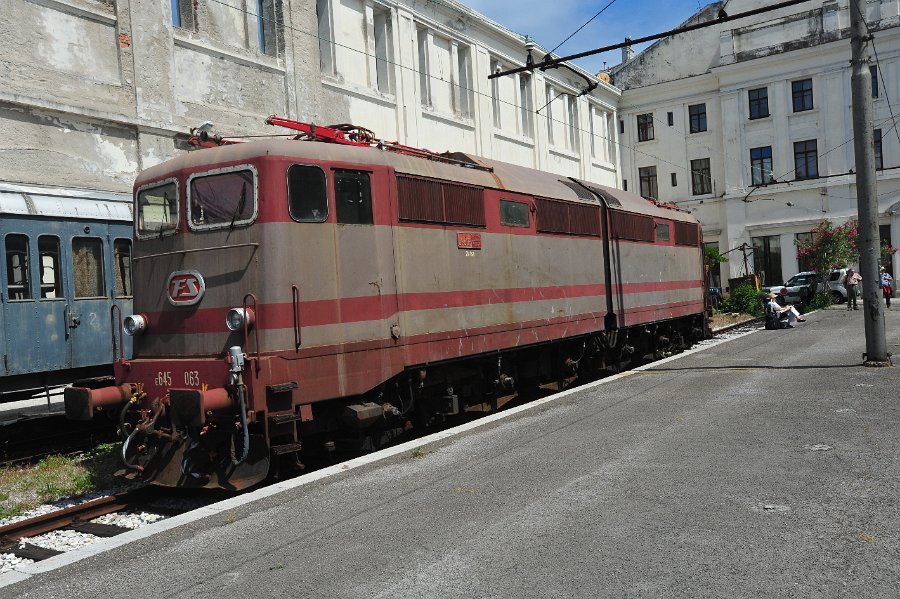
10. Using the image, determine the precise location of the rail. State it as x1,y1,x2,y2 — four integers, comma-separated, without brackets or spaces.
132,242,259,261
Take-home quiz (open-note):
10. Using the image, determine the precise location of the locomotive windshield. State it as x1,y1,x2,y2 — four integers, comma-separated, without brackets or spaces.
188,167,257,230
137,181,178,238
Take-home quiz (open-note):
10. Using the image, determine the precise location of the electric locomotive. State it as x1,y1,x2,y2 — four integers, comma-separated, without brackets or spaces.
65,118,706,490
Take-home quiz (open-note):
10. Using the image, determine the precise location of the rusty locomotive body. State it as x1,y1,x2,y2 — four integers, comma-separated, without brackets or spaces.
65,129,706,490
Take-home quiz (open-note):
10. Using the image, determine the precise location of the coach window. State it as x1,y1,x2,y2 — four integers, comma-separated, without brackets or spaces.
656,222,670,242
288,165,327,222
114,239,133,297
72,238,105,298
5,234,31,300
500,199,530,227
38,236,62,299
137,180,178,238
188,167,257,230
335,170,373,225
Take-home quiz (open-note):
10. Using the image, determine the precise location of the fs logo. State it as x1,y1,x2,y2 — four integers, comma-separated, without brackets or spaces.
166,271,206,306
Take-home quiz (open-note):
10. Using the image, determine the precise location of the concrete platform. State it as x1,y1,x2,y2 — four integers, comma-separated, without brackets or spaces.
4,307,900,598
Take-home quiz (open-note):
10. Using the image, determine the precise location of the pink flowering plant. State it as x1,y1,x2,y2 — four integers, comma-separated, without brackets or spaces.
795,219,859,306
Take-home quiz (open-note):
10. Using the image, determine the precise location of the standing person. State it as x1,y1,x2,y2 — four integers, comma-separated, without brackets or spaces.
881,267,893,309
845,267,862,310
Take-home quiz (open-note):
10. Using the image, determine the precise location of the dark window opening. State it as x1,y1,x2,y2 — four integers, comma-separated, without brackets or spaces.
618,120,624,134
72,238,105,299
38,236,62,299
688,103,707,133
671,172,677,187
637,113,654,142
792,79,813,112
875,128,883,170
335,170,373,225
793,139,818,180
500,200,530,227
667,112,674,126
752,234,782,287
622,179,627,191
137,181,178,238
638,166,658,198
189,169,256,229
750,146,774,185
257,0,284,58
691,158,711,195
171,0,196,30
748,87,769,119
114,239,133,298
5,234,31,300
871,65,879,98
288,165,328,222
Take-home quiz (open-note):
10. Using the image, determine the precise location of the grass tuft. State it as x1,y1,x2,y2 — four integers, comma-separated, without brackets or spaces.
0,444,123,521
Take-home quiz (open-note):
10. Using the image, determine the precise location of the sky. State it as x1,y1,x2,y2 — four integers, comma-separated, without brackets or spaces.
462,0,713,75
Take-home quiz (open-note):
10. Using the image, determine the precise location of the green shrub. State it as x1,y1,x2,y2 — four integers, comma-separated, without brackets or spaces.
719,282,764,316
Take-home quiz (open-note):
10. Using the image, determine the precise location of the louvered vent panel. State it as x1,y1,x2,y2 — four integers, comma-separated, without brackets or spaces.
535,198,569,233
674,221,700,246
568,203,601,236
397,176,444,223
443,182,486,226
610,210,654,242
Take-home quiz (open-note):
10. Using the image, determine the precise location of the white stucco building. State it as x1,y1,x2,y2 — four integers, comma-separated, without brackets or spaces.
1,0,619,199
316,0,620,185
612,0,900,289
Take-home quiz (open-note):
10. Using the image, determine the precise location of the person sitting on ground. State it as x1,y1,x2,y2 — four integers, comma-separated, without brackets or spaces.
765,292,806,329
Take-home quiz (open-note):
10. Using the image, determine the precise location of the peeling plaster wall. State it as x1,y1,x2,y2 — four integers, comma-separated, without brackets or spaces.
0,0,349,195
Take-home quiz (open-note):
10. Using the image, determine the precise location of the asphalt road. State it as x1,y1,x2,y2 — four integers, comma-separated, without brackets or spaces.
4,306,900,598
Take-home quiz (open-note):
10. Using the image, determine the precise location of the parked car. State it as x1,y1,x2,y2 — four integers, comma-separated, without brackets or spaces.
764,269,847,305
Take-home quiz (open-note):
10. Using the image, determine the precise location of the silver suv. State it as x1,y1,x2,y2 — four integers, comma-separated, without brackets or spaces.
765,269,847,304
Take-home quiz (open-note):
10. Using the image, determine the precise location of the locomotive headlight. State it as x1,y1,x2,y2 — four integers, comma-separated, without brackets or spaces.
226,307,254,331
123,314,148,336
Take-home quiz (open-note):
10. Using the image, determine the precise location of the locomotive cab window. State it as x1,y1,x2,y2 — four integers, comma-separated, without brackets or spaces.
137,180,178,238
335,170,373,225
5,234,31,300
188,166,257,230
38,236,62,299
500,199,530,227
114,239,133,297
656,222,670,242
72,237,105,299
288,164,328,222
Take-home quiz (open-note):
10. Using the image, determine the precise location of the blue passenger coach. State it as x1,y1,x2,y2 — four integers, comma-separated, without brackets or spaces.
0,183,133,398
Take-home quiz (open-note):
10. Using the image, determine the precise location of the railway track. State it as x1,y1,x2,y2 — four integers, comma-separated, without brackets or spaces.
0,487,205,564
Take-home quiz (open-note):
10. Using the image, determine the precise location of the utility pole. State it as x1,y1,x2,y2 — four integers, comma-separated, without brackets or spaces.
850,0,888,364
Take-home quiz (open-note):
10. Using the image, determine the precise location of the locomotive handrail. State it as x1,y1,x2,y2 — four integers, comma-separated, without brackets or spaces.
243,293,260,376
291,285,301,351
132,242,258,261
63,303,69,340
110,303,125,364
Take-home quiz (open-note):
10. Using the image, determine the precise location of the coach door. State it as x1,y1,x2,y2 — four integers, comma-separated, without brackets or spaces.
66,231,114,368
331,168,399,345
1,228,70,380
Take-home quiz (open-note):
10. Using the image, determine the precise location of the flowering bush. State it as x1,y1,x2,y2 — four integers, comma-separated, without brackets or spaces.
795,220,859,305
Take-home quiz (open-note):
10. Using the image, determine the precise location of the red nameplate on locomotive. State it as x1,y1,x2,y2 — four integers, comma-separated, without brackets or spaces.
457,232,482,249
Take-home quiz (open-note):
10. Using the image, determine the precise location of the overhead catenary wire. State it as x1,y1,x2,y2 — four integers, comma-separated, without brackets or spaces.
546,0,620,56
205,0,896,210
201,0,696,175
